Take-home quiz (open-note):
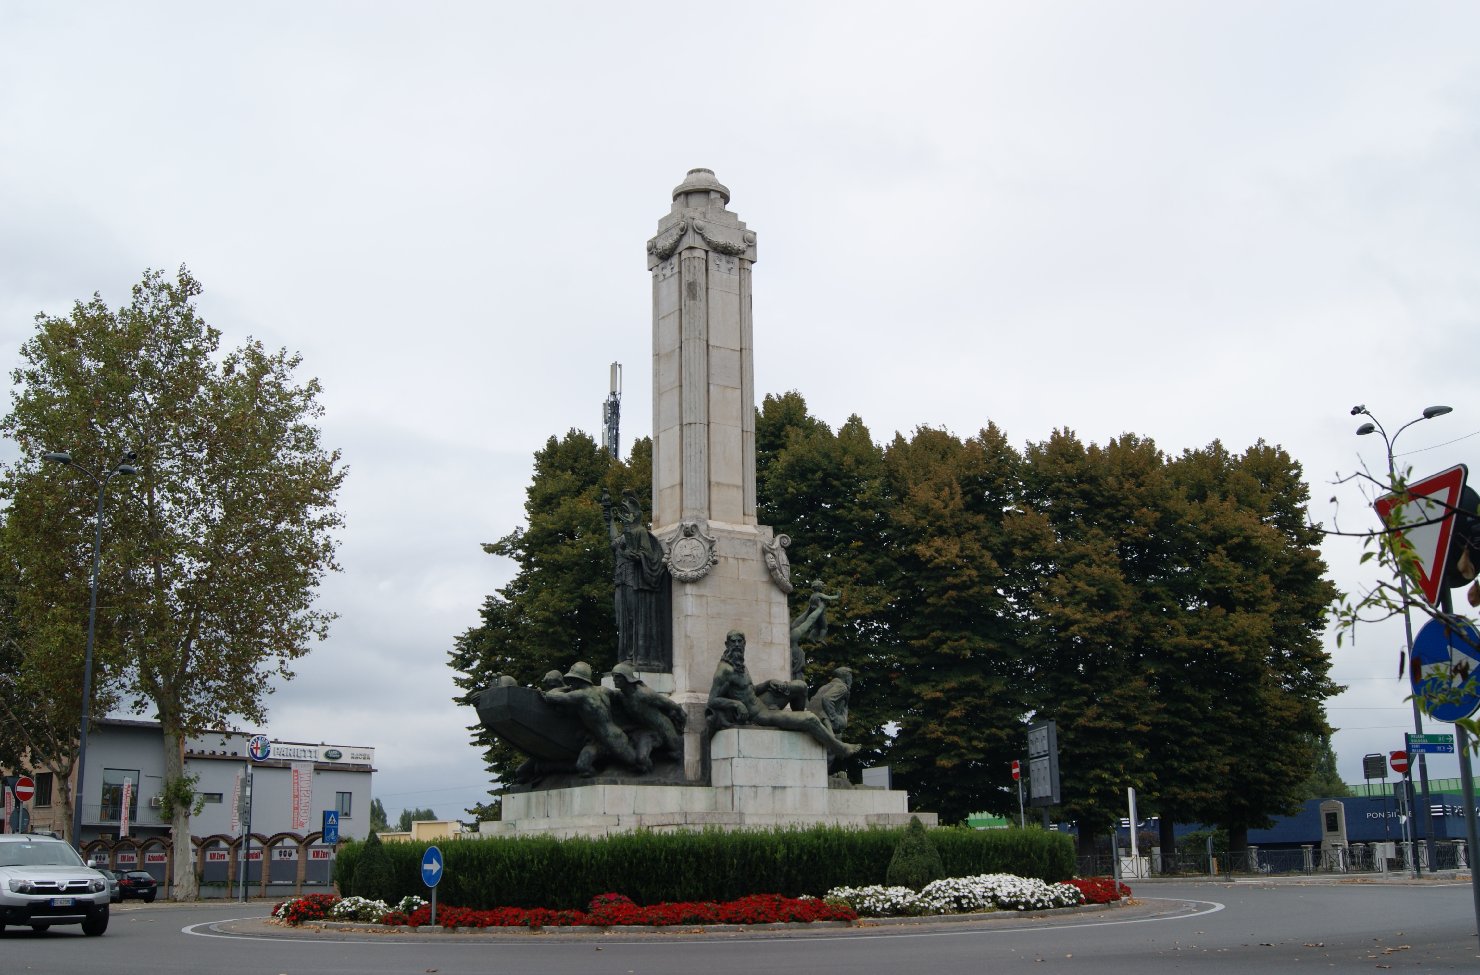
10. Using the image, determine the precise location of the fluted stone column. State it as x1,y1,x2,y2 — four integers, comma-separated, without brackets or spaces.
646,169,792,778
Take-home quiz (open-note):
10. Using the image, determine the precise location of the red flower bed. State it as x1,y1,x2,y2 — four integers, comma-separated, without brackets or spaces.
272,893,340,925
386,891,858,928
1064,876,1131,904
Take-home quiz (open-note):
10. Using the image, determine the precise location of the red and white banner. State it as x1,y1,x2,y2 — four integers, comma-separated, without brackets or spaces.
145,852,168,865
205,850,230,863
272,847,298,861
229,771,243,834
116,850,137,865
309,848,334,861
119,778,133,838
3,784,12,833
290,761,313,832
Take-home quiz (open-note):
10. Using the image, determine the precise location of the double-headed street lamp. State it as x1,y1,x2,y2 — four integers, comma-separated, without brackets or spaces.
43,450,136,849
1350,403,1452,875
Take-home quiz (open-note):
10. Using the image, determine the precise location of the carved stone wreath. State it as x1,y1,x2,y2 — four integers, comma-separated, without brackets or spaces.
667,519,719,583
692,220,748,256
647,219,690,260
760,533,793,594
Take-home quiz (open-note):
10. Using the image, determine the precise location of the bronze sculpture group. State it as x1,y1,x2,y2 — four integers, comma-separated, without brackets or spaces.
473,493,860,782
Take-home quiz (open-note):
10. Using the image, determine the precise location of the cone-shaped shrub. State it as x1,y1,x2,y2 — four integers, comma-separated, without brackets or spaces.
352,831,396,903
885,816,944,891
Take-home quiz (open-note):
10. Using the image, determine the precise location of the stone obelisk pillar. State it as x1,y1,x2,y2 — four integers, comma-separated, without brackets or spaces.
646,169,793,779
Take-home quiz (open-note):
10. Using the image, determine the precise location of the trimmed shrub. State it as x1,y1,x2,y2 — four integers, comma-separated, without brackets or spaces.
884,816,944,890
327,822,1074,910
351,831,397,903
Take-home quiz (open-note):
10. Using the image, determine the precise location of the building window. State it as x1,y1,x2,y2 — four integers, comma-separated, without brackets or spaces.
335,792,352,817
198,793,223,804
101,769,141,823
33,772,53,807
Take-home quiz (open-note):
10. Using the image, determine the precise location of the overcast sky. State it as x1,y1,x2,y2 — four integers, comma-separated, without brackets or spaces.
3,2,1479,823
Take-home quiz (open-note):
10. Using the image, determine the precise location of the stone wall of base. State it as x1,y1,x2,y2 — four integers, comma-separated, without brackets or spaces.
488,728,937,840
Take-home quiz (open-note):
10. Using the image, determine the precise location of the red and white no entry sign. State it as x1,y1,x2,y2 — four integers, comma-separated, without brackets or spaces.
1010,760,1021,781
12,775,34,802
1390,750,1410,775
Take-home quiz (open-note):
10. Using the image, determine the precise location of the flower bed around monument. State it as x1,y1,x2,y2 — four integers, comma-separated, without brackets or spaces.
824,873,1099,916
271,874,1127,929
271,891,857,927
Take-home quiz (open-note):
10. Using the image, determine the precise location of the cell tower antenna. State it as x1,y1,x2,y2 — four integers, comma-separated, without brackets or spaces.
602,362,622,459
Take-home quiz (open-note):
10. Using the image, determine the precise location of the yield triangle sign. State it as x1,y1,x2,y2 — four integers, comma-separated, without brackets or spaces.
1374,464,1469,606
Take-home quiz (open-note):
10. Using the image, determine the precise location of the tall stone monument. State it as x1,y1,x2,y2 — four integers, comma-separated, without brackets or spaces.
645,168,793,778
477,169,933,836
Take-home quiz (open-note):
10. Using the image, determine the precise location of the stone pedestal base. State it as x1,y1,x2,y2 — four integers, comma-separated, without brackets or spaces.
484,728,936,839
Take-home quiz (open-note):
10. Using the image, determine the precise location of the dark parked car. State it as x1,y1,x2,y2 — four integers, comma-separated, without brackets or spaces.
116,870,157,902
94,868,122,903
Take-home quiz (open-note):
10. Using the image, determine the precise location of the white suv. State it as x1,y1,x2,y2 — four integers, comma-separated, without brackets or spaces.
0,834,110,935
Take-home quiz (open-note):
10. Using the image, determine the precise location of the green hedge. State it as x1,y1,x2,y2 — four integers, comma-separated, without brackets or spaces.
334,825,1074,910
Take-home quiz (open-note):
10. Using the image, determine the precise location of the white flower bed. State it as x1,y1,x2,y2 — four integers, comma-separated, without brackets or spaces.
330,895,392,921
826,873,1083,917
393,894,428,915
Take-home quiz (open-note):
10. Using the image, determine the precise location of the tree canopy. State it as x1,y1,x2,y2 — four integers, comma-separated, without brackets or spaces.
450,392,1339,844
1,267,345,896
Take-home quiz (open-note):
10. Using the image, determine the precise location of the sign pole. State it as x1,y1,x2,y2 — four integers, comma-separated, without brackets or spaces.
1455,724,1480,943
1017,775,1025,829
239,764,255,902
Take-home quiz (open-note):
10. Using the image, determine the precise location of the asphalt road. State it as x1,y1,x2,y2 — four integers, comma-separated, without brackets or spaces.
1,880,1476,974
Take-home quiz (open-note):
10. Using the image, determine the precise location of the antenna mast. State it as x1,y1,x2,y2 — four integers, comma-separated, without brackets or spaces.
601,362,622,459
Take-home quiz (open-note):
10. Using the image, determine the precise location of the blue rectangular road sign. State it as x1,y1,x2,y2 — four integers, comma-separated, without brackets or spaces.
1410,742,1456,754
322,810,340,845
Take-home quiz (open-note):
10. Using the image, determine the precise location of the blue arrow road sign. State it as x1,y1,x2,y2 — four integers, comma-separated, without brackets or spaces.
321,810,339,845
421,845,444,888
1410,617,1480,723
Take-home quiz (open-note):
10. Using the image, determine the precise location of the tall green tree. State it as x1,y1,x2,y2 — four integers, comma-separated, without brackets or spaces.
368,797,389,832
395,806,439,831
1017,431,1167,847
2,267,345,897
1295,734,1350,800
448,431,648,788
875,424,1031,824
1170,441,1340,850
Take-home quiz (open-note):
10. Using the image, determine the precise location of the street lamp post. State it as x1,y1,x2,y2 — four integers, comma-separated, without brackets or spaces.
1351,403,1453,877
43,450,136,850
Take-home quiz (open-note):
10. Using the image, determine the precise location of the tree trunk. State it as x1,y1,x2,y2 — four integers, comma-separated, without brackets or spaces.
54,761,75,846
162,728,198,900
1227,824,1249,855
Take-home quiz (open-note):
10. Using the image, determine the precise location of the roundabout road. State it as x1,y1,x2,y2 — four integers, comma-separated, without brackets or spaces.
1,880,1475,974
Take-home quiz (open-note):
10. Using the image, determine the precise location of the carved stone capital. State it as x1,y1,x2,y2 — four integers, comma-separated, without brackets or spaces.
666,519,719,583
760,533,793,594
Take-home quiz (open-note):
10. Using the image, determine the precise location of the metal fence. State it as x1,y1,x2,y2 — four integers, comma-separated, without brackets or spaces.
1075,840,1467,879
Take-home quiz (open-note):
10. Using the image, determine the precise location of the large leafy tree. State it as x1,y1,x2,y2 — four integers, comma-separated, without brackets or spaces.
448,430,647,801
1018,431,1166,848
875,424,1031,824
1169,441,1339,850
2,267,345,897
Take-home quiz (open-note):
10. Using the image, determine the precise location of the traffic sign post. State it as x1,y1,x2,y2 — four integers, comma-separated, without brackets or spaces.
1012,760,1024,828
421,846,444,927
321,810,340,846
1374,464,1469,607
1390,750,1409,775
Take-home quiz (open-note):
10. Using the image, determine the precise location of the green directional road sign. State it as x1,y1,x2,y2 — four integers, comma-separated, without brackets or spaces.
1407,732,1456,754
